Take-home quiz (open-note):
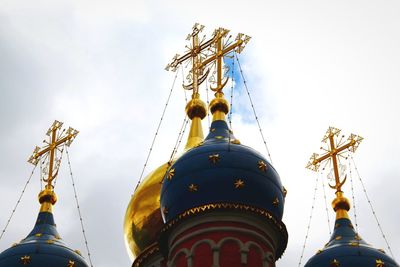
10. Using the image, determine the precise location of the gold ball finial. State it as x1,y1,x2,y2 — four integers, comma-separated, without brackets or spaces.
38,188,57,205
185,97,207,120
209,93,229,115
331,192,350,212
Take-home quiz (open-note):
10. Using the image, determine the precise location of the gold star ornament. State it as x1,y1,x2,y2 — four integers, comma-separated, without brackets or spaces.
188,184,198,192
376,259,385,267
330,259,340,267
272,197,280,207
234,179,245,189
209,154,220,164
67,260,75,267
166,168,175,181
258,160,267,172
20,255,31,265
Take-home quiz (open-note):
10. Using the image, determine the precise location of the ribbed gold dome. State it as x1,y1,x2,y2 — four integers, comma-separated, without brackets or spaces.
123,162,170,260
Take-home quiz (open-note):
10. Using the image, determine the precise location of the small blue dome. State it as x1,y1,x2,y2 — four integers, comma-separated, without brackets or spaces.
305,217,398,267
160,119,285,223
0,211,89,267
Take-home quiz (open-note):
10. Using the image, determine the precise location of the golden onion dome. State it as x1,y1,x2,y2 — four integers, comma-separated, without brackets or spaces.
123,96,206,260
123,162,171,260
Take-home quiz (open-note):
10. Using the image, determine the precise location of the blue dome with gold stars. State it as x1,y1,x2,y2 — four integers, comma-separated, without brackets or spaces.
0,210,89,267
305,216,398,267
160,118,286,224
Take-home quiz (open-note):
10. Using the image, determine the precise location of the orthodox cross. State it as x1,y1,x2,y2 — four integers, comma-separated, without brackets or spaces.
200,28,251,95
165,23,215,96
28,120,78,190
306,127,363,193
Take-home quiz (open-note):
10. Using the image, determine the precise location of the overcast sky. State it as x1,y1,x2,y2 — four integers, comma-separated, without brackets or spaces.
0,1,399,266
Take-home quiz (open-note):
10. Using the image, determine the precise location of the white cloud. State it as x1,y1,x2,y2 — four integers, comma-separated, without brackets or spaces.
0,1,399,266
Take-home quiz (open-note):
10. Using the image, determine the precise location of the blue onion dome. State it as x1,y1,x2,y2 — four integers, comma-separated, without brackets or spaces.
0,189,89,267
305,193,399,267
160,93,287,229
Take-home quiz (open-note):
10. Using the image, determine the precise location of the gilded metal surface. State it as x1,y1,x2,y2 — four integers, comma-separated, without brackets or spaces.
184,117,204,150
165,23,210,94
332,192,351,220
376,259,385,267
39,202,53,213
20,255,30,265
331,259,340,267
208,153,220,164
166,168,175,181
209,95,229,115
28,120,78,210
234,179,245,189
185,97,207,120
282,186,287,198
123,86,207,260
132,243,160,267
123,163,170,260
306,126,362,193
306,127,363,218
258,160,267,172
166,24,250,108
188,184,198,192
273,197,280,207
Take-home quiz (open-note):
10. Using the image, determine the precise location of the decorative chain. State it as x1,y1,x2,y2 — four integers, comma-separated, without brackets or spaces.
229,55,235,130
134,66,180,191
0,164,37,242
52,147,65,189
168,116,189,165
228,54,235,151
205,76,211,129
321,175,332,235
348,156,359,233
65,148,94,267
350,155,395,259
298,172,319,267
234,52,273,164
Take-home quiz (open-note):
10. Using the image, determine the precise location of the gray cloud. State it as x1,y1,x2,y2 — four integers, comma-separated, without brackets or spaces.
0,1,399,267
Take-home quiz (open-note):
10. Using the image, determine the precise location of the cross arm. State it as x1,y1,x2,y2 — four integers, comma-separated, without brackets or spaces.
28,129,78,164
312,139,357,165
200,37,248,68
166,36,216,71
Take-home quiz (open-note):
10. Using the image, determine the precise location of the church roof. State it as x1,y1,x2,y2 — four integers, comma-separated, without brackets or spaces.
0,211,88,267
305,217,398,267
160,118,286,223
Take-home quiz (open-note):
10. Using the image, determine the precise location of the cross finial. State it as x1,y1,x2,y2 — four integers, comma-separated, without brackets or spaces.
202,28,251,95
28,120,78,203
165,24,251,98
165,23,211,96
306,126,363,194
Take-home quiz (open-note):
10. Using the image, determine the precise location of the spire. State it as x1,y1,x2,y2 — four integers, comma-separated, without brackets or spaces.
205,28,250,122
0,120,88,267
306,126,362,219
304,127,398,267
184,92,206,150
28,120,79,213
166,24,251,124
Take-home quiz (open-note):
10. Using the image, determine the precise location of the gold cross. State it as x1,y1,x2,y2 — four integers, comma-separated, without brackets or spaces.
165,23,214,96
306,127,363,193
200,28,250,95
28,120,78,190
166,24,250,97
